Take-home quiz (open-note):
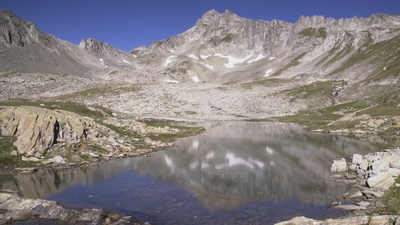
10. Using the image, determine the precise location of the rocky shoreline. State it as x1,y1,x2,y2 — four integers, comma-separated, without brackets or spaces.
1,146,399,224
0,191,142,225
0,106,205,173
278,147,400,225
1,105,399,224
0,105,203,224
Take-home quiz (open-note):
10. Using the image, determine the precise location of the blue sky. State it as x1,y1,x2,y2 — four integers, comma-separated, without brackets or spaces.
1,0,399,51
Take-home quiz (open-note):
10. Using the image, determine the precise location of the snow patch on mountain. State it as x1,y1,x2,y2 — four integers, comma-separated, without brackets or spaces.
166,79,180,84
188,70,200,83
99,58,108,68
192,76,200,82
215,53,253,68
269,56,276,60
200,54,212,59
188,54,199,60
203,64,214,70
123,59,131,64
264,69,273,77
164,56,176,67
247,54,265,63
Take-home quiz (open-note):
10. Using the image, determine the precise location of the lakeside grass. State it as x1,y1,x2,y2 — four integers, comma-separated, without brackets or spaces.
372,177,400,215
140,119,206,143
0,99,206,156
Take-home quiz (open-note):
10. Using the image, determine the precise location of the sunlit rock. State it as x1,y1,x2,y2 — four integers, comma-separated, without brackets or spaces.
366,172,395,190
331,158,347,173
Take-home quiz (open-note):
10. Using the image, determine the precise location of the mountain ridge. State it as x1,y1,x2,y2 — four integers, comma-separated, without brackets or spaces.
0,9,399,133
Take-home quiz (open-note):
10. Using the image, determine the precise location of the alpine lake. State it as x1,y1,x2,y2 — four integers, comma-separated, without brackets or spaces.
0,122,389,225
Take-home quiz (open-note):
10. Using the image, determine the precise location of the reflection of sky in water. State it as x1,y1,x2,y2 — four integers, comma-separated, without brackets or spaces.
1,122,383,224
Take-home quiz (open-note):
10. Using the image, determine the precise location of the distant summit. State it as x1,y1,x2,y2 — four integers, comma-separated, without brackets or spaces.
1,8,399,86
0,9,136,75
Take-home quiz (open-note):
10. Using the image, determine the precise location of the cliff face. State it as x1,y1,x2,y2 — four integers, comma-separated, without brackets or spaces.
1,8,399,84
133,10,400,84
0,9,136,75
0,107,99,156
0,9,399,132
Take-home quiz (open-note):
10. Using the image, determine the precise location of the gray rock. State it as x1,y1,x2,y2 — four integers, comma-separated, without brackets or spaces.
53,155,66,164
335,179,357,184
367,172,395,190
0,193,113,224
356,201,370,207
396,216,400,225
348,191,363,199
332,204,366,211
352,154,363,165
362,189,385,198
369,215,393,225
331,158,347,173
344,172,357,179
387,168,400,177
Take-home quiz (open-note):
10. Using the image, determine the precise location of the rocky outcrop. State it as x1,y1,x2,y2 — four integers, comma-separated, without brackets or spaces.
276,215,399,225
0,106,98,156
0,106,179,164
327,148,400,212
278,148,400,224
79,38,136,69
0,192,135,224
330,158,348,172
0,9,136,75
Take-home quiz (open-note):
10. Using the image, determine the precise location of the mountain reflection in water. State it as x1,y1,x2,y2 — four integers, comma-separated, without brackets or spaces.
1,122,381,224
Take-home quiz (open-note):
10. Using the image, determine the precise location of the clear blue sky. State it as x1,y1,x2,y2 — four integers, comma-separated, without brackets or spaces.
1,0,399,51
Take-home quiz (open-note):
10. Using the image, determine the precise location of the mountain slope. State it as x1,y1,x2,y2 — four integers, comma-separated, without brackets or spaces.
0,9,136,75
0,9,399,135
133,10,400,85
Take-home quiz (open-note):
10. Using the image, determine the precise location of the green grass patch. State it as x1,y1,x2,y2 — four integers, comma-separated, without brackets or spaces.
0,99,108,120
51,84,141,101
221,34,234,43
330,35,400,77
240,78,290,89
315,45,340,67
271,100,370,130
299,27,327,38
323,45,353,68
140,119,205,143
271,52,307,76
185,111,197,115
275,109,342,128
284,80,335,99
373,177,400,215
0,136,17,165
320,100,369,115
0,136,38,170
356,106,400,117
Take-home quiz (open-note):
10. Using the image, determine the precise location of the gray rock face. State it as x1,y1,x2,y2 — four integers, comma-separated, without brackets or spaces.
367,172,395,190
133,10,400,83
0,9,136,75
79,38,136,69
330,158,347,173
0,106,92,155
0,192,136,224
0,9,48,48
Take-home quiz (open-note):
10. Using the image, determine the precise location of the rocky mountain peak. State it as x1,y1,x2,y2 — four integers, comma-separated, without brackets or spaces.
196,9,244,27
78,37,113,56
0,8,48,48
295,15,327,28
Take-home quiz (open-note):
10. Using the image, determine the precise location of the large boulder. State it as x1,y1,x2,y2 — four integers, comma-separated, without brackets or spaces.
0,106,98,156
330,158,347,173
0,193,133,224
367,172,395,190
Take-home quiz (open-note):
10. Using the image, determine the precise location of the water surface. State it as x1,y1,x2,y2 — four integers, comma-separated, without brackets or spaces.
1,122,382,224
